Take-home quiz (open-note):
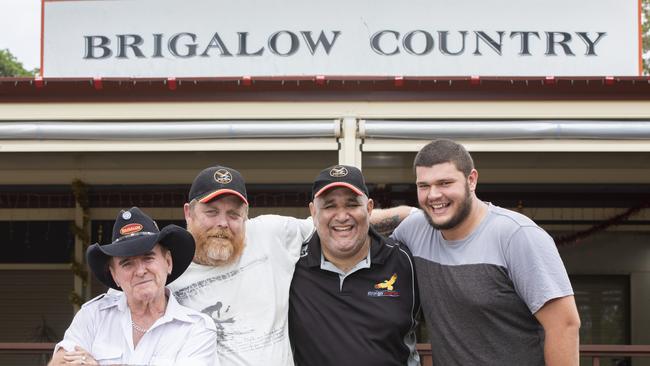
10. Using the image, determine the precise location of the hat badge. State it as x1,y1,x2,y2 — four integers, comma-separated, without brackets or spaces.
214,169,233,184
120,223,143,236
121,211,132,220
329,166,348,177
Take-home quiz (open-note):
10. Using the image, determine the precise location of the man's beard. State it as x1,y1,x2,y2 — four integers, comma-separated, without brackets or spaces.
422,183,473,231
188,224,245,267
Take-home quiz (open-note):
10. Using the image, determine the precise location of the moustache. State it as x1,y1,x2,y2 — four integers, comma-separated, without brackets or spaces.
205,228,233,240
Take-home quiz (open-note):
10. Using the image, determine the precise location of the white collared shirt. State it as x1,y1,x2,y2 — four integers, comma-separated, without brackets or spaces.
55,288,218,366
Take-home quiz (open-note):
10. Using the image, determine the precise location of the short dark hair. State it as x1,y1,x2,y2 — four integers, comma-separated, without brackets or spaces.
413,139,475,176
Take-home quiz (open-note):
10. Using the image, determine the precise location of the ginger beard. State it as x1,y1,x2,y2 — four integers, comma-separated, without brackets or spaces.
188,222,246,267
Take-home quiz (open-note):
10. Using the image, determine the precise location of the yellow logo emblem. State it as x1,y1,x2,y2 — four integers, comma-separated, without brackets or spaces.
374,273,397,291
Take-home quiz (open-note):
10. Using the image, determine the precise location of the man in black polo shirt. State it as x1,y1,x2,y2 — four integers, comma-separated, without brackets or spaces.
289,165,420,366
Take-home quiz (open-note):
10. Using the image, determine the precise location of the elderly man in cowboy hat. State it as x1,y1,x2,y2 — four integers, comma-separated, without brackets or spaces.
49,207,217,366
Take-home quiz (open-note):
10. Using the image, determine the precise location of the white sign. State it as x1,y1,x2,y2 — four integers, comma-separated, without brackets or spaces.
42,0,641,77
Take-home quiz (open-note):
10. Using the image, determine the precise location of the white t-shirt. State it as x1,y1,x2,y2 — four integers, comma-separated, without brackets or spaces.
169,215,314,366
55,289,217,366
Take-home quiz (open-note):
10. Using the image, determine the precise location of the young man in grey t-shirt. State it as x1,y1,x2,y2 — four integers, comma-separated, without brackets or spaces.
391,139,581,366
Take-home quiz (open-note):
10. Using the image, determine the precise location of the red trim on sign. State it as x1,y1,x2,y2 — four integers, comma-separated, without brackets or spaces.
40,0,45,76
393,76,404,87
93,77,103,90
167,77,177,91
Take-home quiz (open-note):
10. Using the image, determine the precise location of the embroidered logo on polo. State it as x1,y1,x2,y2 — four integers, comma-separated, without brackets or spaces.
120,223,143,235
329,166,348,177
214,169,233,184
368,273,400,297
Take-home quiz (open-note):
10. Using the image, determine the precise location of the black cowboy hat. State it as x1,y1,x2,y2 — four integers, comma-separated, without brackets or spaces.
86,207,195,290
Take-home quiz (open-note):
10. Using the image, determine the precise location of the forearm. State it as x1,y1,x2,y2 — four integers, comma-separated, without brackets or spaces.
534,296,581,366
544,323,580,366
48,349,65,366
370,205,413,235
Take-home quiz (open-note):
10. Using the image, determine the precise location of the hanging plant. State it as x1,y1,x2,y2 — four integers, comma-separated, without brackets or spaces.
69,179,90,307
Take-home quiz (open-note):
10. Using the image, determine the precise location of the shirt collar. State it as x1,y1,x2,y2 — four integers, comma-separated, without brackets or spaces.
320,248,371,275
102,287,195,324
162,288,194,323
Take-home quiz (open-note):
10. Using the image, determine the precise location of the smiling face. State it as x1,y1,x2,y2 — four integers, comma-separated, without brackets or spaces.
310,187,373,266
184,194,247,266
416,162,477,233
109,244,172,303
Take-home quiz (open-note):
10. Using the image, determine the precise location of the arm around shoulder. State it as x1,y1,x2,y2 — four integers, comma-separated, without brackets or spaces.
534,295,581,366
370,205,415,236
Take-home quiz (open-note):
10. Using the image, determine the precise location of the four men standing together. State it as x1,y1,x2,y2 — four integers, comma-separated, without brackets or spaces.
53,138,580,365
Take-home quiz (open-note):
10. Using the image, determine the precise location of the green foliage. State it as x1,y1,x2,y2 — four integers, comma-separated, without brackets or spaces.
641,0,650,75
0,48,35,77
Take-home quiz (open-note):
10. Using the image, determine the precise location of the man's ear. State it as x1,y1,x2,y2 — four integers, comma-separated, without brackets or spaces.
108,262,118,287
309,201,316,218
165,249,173,275
467,169,479,192
183,202,192,222
367,198,374,214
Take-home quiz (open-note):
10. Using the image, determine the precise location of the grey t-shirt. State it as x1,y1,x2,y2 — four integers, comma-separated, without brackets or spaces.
391,204,573,366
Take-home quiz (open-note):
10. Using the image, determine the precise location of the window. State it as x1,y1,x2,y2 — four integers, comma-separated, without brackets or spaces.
572,275,630,366
0,221,74,263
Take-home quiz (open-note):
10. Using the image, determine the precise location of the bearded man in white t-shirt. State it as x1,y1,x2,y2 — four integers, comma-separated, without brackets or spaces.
168,165,313,366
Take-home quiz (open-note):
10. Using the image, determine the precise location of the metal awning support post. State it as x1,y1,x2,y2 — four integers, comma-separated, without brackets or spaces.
338,118,362,168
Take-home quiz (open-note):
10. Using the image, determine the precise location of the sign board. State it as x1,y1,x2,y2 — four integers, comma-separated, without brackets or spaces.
42,0,641,77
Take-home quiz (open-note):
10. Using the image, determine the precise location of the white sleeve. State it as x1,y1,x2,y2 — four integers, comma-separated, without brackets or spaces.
53,306,95,354
174,315,218,365
282,216,314,259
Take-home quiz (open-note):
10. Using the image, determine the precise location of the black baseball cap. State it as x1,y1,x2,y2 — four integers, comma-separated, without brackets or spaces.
312,165,369,199
188,165,248,204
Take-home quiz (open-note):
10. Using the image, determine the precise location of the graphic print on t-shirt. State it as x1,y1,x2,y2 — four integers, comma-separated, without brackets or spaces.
172,255,287,355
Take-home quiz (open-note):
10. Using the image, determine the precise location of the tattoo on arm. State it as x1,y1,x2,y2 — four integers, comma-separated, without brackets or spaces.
371,215,401,236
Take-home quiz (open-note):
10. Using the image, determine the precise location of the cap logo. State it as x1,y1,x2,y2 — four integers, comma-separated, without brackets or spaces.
329,166,348,177
120,223,143,236
121,211,132,220
214,169,233,184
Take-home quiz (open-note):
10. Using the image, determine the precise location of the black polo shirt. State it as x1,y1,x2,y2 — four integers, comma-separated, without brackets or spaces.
289,227,420,366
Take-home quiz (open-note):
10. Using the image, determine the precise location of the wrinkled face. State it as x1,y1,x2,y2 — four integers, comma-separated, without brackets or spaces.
109,244,171,303
184,195,247,266
416,162,476,231
310,187,373,263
